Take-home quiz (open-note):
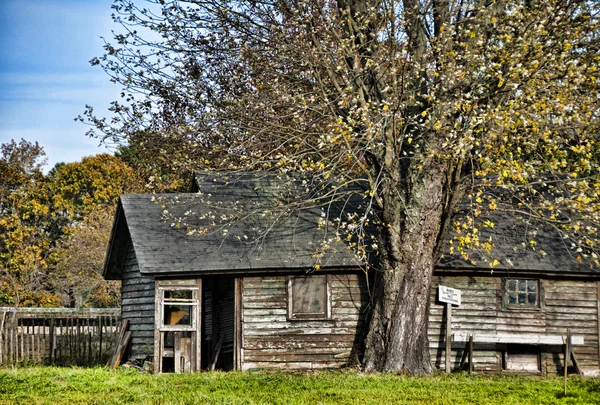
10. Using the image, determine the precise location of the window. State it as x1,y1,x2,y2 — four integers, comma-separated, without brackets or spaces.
160,288,198,330
287,275,331,320
505,279,539,308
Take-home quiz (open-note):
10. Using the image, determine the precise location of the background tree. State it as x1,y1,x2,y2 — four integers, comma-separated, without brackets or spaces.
45,154,143,307
0,139,60,306
49,208,120,308
84,0,600,373
1,145,141,307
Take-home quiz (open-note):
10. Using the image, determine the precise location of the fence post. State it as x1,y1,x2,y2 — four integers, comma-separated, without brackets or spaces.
0,310,5,363
49,319,55,364
98,316,103,363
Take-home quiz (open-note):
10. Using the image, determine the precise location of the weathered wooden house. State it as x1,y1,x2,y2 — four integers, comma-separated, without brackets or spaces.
103,172,600,375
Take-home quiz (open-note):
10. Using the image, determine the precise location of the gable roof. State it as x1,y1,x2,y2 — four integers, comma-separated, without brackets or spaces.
104,173,367,278
104,172,600,279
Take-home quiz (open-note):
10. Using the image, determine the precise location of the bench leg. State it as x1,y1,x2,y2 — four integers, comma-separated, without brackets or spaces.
459,342,469,370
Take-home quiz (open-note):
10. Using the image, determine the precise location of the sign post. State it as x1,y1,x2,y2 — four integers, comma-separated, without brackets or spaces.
438,285,462,373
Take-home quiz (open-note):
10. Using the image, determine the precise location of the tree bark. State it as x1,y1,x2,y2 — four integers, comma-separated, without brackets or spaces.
363,163,449,373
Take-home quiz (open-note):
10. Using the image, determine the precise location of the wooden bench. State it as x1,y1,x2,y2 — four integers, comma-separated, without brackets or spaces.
452,332,584,374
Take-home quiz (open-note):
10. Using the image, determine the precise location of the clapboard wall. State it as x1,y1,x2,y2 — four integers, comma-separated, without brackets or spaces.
240,273,368,370
544,279,599,374
428,275,600,375
120,243,155,361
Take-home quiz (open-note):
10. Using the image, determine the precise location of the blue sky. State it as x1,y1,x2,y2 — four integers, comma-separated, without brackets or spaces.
0,0,120,171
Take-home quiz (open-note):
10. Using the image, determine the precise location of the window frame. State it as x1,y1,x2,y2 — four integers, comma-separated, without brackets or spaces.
502,278,542,311
287,274,332,321
158,286,199,332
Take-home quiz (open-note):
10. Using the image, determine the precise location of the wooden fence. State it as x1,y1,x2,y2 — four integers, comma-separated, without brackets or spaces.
0,307,121,366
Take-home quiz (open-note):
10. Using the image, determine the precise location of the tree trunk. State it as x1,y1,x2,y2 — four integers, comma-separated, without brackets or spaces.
363,164,448,374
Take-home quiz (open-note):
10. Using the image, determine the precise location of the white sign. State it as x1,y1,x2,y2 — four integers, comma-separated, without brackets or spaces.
438,285,461,306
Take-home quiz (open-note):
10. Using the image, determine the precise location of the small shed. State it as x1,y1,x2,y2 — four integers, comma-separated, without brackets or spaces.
104,173,368,372
104,172,600,375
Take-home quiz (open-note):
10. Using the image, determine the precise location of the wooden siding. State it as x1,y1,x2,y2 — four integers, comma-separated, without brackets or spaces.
544,279,599,375
429,276,600,376
121,243,155,361
241,273,368,371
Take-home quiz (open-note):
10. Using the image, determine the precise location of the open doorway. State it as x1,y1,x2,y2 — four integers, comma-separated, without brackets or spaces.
202,275,235,371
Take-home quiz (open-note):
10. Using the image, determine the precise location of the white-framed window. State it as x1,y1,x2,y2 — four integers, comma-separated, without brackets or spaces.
159,287,199,331
504,279,539,309
287,275,331,320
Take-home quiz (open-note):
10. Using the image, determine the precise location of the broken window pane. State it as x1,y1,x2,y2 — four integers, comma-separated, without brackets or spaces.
164,304,192,326
162,289,196,328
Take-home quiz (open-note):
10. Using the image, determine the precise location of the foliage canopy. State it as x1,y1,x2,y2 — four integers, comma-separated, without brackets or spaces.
84,0,600,372
0,144,140,308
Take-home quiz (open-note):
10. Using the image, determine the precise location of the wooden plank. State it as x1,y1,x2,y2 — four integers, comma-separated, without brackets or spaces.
0,310,5,363
48,319,55,364
210,333,224,371
122,289,156,299
243,353,351,362
154,280,162,373
244,347,353,357
98,316,103,364
107,320,130,368
244,334,356,343
111,331,132,369
597,281,600,370
195,278,202,372
243,320,360,330
243,288,286,297
243,308,287,316
235,277,242,371
546,307,598,315
546,323,598,331
545,292,598,301
453,333,584,345
122,297,155,306
243,314,363,323
243,302,286,309
122,283,156,293
243,327,358,337
545,300,598,308
242,361,345,371
244,340,356,350
546,313,597,321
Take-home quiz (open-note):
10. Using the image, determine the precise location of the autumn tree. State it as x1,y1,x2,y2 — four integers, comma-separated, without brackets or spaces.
0,139,60,306
84,0,600,373
49,208,121,308
45,153,142,307
1,147,141,307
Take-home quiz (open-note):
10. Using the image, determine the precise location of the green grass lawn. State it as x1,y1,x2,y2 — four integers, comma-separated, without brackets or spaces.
1,367,599,405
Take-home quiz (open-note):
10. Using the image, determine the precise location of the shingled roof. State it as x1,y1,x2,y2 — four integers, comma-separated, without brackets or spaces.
104,172,599,279
438,207,599,274
104,172,368,278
